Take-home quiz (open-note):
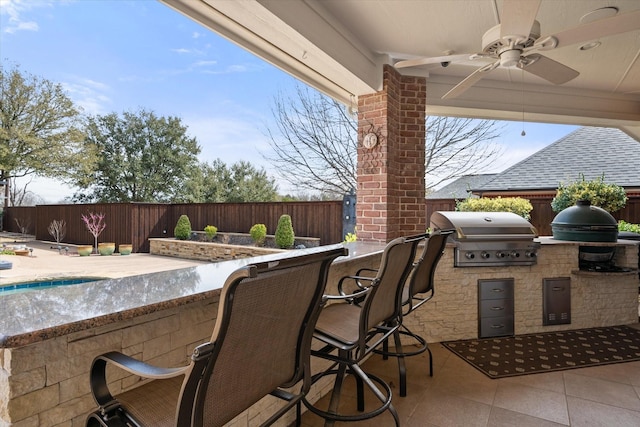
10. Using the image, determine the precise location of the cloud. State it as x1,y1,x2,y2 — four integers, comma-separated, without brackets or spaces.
0,0,52,33
170,48,193,54
193,60,217,67
61,76,112,115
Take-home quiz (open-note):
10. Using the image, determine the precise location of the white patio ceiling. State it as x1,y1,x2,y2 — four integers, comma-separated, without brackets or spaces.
160,0,640,140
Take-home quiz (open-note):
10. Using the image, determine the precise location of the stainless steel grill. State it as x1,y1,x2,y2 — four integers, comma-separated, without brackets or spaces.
430,211,540,267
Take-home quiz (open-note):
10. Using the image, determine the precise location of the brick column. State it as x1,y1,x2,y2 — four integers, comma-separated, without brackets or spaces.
356,65,427,242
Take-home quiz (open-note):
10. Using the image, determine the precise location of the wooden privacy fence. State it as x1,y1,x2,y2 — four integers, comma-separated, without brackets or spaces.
4,197,639,252
2,202,344,253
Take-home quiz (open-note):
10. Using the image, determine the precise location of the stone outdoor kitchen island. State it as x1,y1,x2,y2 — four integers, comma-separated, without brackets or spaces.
1,237,638,425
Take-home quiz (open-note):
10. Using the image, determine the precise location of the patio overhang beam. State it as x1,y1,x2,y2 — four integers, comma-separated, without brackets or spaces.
159,0,381,106
424,75,640,131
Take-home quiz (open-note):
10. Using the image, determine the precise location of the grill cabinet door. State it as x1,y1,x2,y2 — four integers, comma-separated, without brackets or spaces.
543,277,571,325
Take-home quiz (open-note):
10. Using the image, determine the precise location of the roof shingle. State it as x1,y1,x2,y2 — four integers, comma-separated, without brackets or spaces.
474,127,640,192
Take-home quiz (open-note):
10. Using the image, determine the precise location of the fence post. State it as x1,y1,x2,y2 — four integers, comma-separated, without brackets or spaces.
342,191,356,240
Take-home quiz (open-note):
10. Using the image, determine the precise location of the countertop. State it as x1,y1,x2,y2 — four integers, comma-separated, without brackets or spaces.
0,242,385,348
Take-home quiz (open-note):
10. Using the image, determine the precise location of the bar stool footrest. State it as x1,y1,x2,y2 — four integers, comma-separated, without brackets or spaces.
303,368,394,423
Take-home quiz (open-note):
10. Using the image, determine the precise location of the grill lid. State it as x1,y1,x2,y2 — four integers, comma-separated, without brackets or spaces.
551,200,618,242
430,211,538,240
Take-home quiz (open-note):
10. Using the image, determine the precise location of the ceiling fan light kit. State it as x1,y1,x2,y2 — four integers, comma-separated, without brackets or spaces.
394,1,640,100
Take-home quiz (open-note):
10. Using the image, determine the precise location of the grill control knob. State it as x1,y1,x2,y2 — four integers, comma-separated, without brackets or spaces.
465,252,475,259
496,252,506,258
526,251,537,258
510,251,520,258
481,251,490,259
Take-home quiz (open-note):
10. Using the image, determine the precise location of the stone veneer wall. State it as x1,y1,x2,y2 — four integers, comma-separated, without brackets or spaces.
402,242,640,344
149,238,284,262
0,250,382,426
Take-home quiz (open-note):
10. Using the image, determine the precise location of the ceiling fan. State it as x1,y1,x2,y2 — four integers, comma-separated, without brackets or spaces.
394,0,640,99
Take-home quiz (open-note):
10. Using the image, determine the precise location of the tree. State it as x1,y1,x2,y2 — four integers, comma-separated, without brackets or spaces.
263,85,357,198
73,109,201,202
424,116,504,190
0,65,89,206
199,159,279,202
263,84,504,195
8,176,45,206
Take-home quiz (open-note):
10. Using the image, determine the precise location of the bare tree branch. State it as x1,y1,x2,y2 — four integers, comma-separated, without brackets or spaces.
263,85,505,195
263,85,357,197
425,116,505,190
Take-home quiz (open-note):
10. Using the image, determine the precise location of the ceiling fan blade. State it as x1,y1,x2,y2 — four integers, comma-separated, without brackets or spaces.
442,61,500,99
500,0,541,40
543,9,640,49
394,53,473,69
519,54,579,84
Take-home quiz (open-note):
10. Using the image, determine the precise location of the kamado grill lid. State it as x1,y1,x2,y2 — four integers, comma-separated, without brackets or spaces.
430,211,538,240
551,200,618,242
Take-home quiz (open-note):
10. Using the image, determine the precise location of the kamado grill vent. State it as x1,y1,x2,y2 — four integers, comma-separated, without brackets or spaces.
430,211,540,267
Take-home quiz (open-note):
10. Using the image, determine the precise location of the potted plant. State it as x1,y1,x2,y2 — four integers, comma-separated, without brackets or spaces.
98,242,115,256
118,244,133,255
77,245,93,256
551,174,627,213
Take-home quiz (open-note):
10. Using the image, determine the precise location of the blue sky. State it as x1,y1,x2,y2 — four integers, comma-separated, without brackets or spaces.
1,0,578,202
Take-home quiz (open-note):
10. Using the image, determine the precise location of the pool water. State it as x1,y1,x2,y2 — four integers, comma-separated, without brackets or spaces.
0,277,103,295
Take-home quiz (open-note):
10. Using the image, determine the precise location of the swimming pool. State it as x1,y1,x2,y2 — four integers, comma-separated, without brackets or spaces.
0,277,104,295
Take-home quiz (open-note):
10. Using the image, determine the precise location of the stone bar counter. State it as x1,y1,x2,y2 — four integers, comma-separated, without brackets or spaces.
403,237,640,344
0,242,385,426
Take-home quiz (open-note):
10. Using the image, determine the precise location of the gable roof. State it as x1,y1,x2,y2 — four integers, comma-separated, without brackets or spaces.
474,127,640,193
427,174,498,199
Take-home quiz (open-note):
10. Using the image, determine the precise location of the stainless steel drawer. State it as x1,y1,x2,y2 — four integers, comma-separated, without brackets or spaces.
479,315,514,338
479,298,514,318
478,279,514,300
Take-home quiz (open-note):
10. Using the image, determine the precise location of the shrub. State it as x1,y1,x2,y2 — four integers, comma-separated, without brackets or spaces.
204,225,217,241
275,214,295,249
551,174,627,213
618,221,640,234
174,215,192,240
456,197,533,220
250,223,267,246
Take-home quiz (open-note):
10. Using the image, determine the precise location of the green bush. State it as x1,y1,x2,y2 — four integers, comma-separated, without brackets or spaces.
456,197,533,220
275,214,295,249
204,225,217,240
618,221,640,234
174,215,192,240
551,174,627,213
250,223,267,246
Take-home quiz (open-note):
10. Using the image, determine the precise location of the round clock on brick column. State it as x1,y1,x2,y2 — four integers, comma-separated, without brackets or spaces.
363,132,378,149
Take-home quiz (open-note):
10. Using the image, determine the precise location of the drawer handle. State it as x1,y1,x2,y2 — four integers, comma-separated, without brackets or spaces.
552,286,564,291
490,306,504,311
491,288,505,293
490,324,504,329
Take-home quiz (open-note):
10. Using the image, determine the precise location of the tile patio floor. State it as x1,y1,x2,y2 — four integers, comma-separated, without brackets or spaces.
300,339,640,426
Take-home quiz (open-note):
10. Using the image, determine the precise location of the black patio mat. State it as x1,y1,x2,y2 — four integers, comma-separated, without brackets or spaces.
442,325,640,379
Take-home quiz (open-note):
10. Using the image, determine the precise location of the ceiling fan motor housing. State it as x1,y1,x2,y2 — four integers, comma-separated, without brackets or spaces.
482,21,541,55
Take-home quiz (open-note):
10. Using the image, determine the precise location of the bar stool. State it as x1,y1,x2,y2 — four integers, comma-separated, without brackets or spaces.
376,229,453,396
303,234,426,425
